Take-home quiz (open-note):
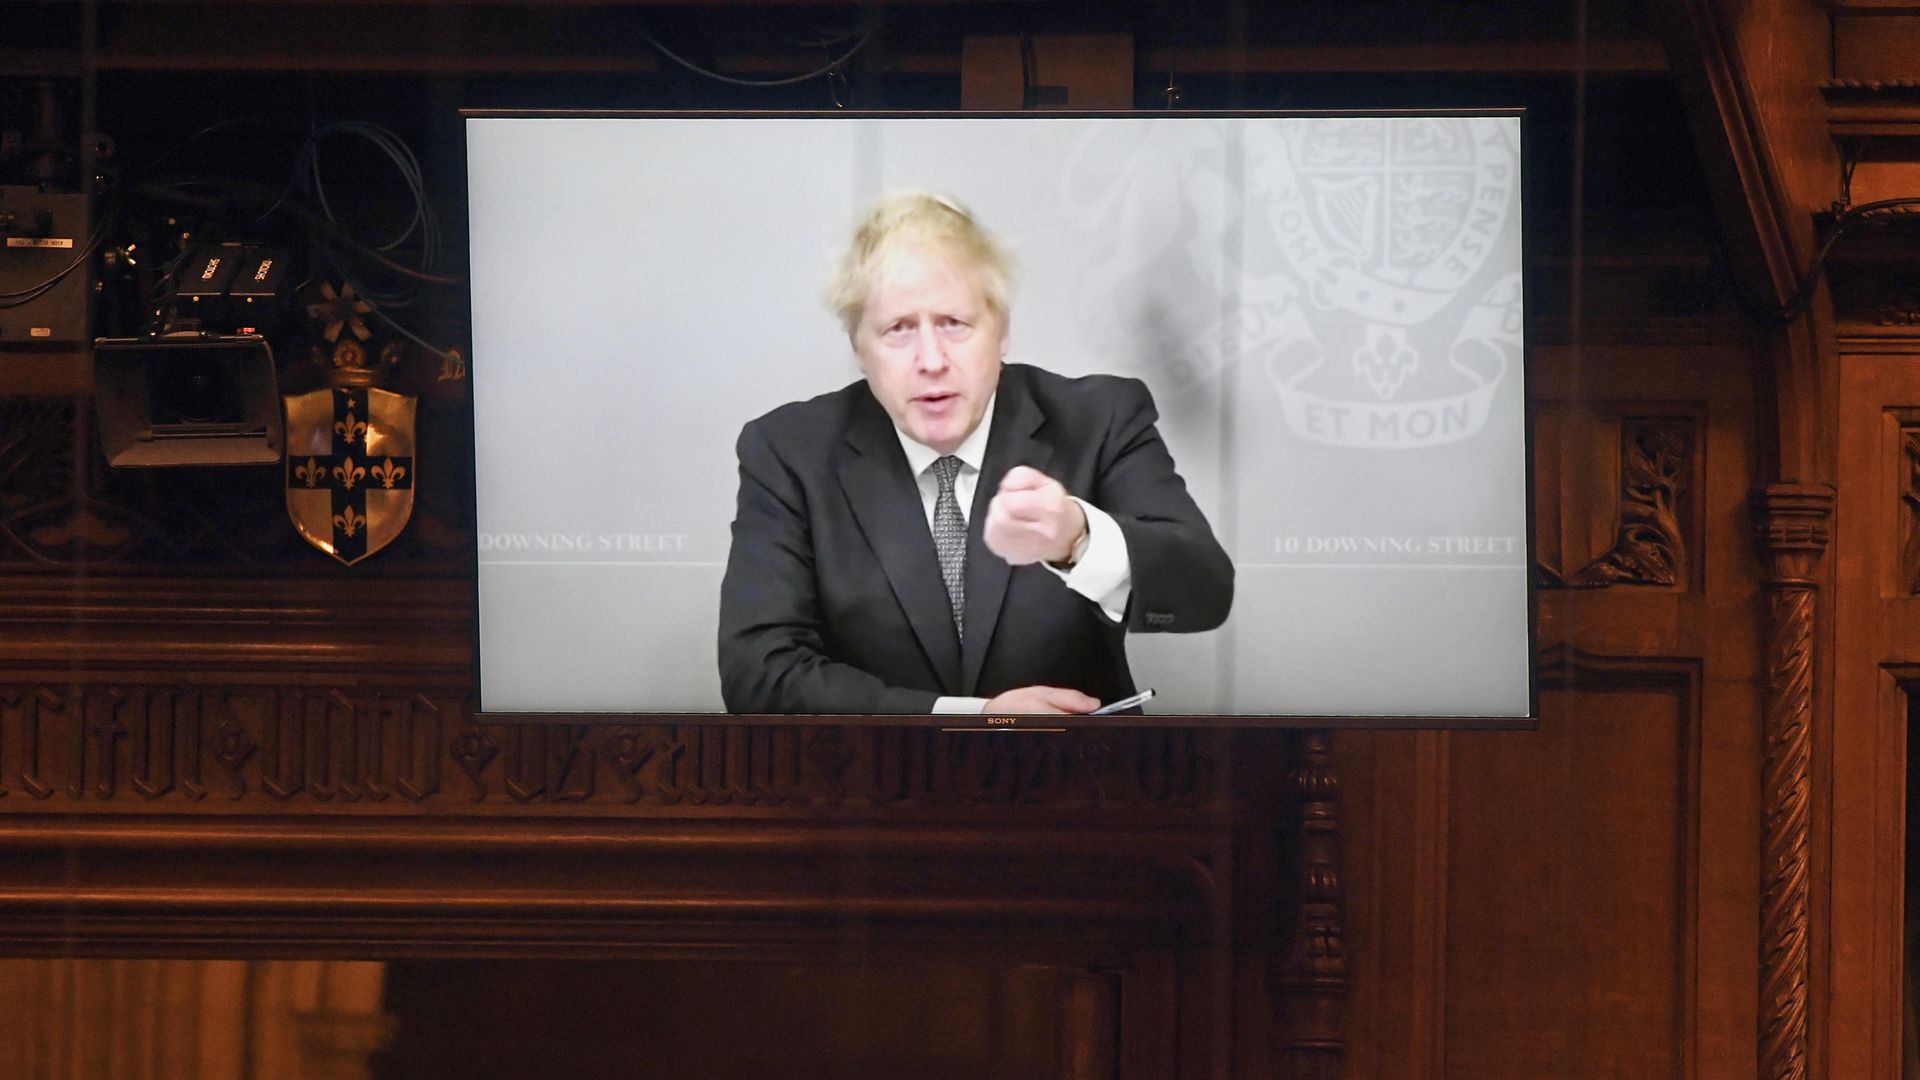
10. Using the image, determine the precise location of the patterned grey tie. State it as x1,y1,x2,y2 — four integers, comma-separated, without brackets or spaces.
930,455,967,636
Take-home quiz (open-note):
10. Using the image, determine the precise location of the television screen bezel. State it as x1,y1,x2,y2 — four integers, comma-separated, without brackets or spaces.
460,106,1540,731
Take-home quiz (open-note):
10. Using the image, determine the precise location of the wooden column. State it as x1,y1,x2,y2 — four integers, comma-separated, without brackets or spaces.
1753,483,1833,1080
1273,732,1346,1080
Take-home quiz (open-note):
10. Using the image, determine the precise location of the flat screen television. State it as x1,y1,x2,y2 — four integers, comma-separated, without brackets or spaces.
465,110,1534,727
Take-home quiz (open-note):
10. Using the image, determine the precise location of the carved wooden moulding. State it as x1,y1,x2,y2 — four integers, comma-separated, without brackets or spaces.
0,684,1233,955
0,682,1222,814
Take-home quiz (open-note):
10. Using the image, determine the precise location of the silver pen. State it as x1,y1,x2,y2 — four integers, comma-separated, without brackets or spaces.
1091,688,1156,715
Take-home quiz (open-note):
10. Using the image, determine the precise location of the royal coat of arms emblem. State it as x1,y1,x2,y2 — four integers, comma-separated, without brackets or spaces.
1054,115,1521,452
1254,116,1522,449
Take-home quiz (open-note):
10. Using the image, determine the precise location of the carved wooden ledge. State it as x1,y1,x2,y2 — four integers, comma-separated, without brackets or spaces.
1822,78,1920,141
0,554,1242,964
0,815,1222,957
0,672,1233,964
1752,482,1833,1080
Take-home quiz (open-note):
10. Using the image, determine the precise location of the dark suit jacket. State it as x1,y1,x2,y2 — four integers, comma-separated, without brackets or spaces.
717,363,1233,714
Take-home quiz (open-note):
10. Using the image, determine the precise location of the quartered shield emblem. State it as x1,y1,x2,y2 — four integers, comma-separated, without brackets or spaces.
284,386,416,565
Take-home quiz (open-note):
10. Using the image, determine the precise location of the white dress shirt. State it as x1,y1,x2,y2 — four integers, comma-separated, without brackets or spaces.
890,394,1133,714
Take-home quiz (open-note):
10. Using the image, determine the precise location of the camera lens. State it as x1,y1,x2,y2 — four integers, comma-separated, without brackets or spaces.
149,348,245,426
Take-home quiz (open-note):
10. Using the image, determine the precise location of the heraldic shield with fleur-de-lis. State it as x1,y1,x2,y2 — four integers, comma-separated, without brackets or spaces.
283,386,416,565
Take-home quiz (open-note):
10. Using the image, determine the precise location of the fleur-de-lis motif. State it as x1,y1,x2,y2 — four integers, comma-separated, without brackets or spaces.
294,457,323,488
1354,326,1419,400
370,457,406,489
335,408,367,445
332,457,365,491
333,504,364,537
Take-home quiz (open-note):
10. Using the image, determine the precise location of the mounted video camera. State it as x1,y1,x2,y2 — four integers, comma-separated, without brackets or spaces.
94,241,297,467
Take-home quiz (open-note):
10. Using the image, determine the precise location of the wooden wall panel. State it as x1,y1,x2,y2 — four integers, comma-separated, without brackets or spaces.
377,958,1135,1080
1831,333,1920,1080
1444,674,1691,1080
1337,335,1763,1080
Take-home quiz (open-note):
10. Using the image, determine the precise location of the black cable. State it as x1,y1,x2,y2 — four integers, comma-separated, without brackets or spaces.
135,176,458,286
0,279,63,309
1,116,458,363
0,130,223,314
636,24,872,87
296,121,438,265
0,201,116,304
1731,196,1920,326
278,198,456,285
134,118,289,180
1,109,458,362
783,18,866,50
282,123,460,366
3,121,301,310
288,120,442,325
328,260,461,365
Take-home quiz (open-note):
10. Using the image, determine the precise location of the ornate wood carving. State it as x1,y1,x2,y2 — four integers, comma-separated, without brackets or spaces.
1540,419,1693,588
1753,483,1833,1080
0,680,1220,813
1273,731,1345,1080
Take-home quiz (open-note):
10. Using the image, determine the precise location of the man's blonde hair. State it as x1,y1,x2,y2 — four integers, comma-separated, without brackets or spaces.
826,193,1014,335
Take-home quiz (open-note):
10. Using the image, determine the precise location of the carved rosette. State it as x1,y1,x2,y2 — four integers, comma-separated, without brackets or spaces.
1752,483,1832,1080
1274,731,1346,1080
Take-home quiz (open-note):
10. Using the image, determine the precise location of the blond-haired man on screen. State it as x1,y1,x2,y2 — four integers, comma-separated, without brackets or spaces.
718,194,1232,715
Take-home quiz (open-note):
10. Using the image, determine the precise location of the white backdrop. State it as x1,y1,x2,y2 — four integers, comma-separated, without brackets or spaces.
467,114,1531,717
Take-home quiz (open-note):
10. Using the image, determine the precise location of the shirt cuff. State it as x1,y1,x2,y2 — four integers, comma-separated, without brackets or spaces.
933,696,989,714
1043,498,1132,623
